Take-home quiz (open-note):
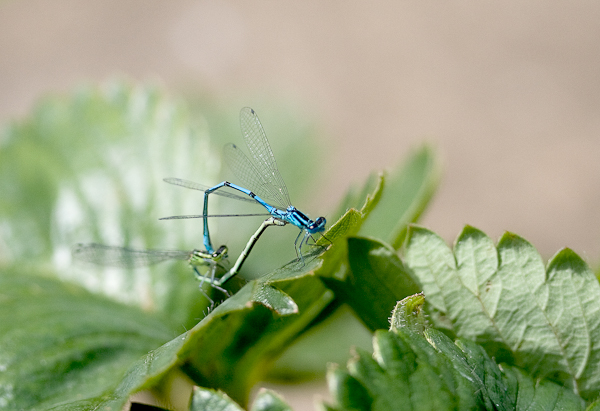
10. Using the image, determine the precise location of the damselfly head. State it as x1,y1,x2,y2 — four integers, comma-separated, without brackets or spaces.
213,245,228,260
308,217,326,234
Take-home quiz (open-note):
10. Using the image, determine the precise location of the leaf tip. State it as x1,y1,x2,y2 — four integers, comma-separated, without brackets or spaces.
389,293,428,334
547,246,590,275
249,283,299,316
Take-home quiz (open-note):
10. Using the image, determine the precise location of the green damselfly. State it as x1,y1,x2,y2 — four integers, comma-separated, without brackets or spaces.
73,217,286,299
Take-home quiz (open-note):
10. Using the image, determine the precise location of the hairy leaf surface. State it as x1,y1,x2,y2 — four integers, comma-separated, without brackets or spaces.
404,225,600,400
324,294,585,411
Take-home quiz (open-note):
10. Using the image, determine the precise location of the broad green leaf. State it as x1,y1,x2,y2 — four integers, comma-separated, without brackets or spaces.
184,253,333,405
335,237,421,331
21,259,316,410
0,81,227,325
358,145,440,249
0,265,174,411
1,199,344,410
323,294,585,411
404,225,600,400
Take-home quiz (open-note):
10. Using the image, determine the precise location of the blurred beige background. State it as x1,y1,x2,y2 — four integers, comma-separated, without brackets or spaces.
2,1,600,258
2,1,600,408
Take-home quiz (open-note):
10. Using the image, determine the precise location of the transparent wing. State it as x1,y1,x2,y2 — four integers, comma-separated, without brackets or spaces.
159,212,272,221
163,177,258,204
223,143,288,209
72,243,192,268
237,107,292,207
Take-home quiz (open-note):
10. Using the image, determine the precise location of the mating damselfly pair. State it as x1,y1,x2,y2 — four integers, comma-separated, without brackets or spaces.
73,107,327,302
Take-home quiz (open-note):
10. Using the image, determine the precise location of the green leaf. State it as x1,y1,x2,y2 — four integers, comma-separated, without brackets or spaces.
0,81,229,326
189,386,244,411
319,209,364,247
183,253,333,405
323,294,585,411
358,145,440,249
316,174,383,277
270,150,435,379
329,172,381,224
250,388,293,411
269,305,373,380
587,399,600,411
0,265,174,411
389,293,427,334
331,237,421,331
315,176,383,299
317,148,438,335
186,386,294,411
325,365,372,411
247,283,298,316
404,225,600,400
327,328,468,411
15,255,321,410
501,366,584,410
265,172,385,381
